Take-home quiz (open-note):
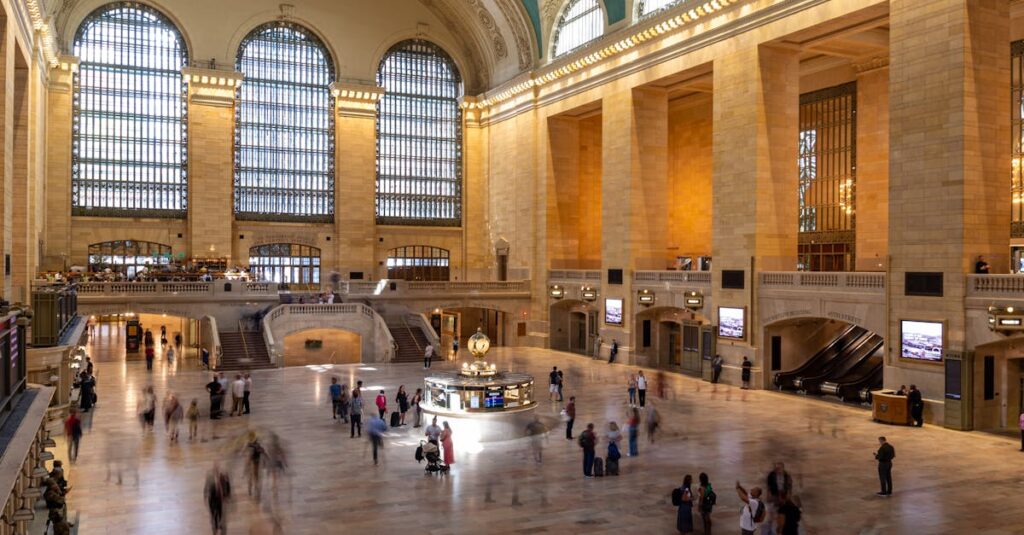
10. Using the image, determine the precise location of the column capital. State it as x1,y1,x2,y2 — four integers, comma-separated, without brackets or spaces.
182,67,243,108
459,96,485,126
47,55,78,93
330,82,384,119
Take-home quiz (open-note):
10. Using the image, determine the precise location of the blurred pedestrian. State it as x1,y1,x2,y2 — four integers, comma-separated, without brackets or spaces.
711,354,723,384
350,389,363,438
412,388,424,427
145,345,155,370
526,416,545,463
368,416,387,465
243,373,253,414
187,399,200,441
64,409,83,463
375,390,387,420
329,377,342,420
204,463,231,535
627,407,640,457
139,386,156,434
230,374,245,416
245,433,265,499
396,385,409,426
645,403,659,443
697,472,716,535
741,357,752,389
627,375,637,406
163,392,183,442
205,375,223,419
637,371,648,407
564,396,576,440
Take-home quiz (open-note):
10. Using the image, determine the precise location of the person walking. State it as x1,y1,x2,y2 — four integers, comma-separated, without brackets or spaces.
424,344,435,368
375,390,387,420
76,371,95,413
645,403,660,443
205,375,222,419
230,374,245,416
735,482,765,535
627,375,637,406
775,491,801,535
578,423,597,478
145,345,155,371
548,367,560,402
711,354,724,384
243,373,252,414
204,463,231,535
875,436,895,496
139,386,156,434
368,416,387,465
350,390,363,438
187,399,200,441
166,345,175,364
440,421,455,466
908,384,924,427
697,472,716,535
452,338,459,359
164,393,183,442
741,357,752,389
557,369,565,402
329,377,342,420
337,383,350,424
396,385,409,426
766,462,793,506
565,396,576,440
675,474,695,534
64,409,83,463
627,407,640,457
637,371,648,407
412,388,424,428
609,339,619,364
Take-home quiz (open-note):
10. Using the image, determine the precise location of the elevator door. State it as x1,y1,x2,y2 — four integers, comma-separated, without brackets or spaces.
663,322,681,368
681,322,702,376
569,312,587,355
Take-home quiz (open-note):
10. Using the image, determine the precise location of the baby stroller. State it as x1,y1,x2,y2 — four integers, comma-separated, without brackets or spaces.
415,440,449,475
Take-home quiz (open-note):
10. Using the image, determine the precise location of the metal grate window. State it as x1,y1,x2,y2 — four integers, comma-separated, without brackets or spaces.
798,82,856,272
72,3,188,218
248,243,321,285
88,240,172,279
552,0,604,58
386,245,450,281
637,0,685,18
235,23,335,223
1012,41,1024,237
376,40,463,226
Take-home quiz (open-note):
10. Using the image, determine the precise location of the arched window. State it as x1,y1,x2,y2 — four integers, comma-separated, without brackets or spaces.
72,4,188,217
386,246,450,281
235,23,335,222
636,0,683,18
552,0,604,58
376,40,463,226
248,243,321,285
88,240,172,278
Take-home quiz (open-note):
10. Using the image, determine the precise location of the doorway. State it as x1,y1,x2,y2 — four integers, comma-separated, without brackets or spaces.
661,322,681,368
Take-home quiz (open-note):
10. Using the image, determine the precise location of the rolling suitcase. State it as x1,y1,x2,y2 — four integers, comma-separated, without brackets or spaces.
593,457,604,477
606,458,619,476
390,411,400,427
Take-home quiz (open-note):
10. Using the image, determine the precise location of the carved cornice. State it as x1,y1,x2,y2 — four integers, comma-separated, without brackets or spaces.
182,67,243,108
330,82,385,119
542,0,562,29
460,95,484,127
494,0,534,69
852,56,889,74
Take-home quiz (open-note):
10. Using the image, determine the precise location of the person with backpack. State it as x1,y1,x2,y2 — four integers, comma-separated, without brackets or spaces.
672,473,694,534
775,491,801,535
735,481,765,535
375,390,387,420
697,472,716,535
578,423,597,478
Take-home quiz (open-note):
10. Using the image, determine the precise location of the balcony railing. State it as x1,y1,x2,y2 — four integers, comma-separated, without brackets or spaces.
967,274,1024,297
77,281,279,297
548,270,602,282
759,272,885,293
634,270,712,285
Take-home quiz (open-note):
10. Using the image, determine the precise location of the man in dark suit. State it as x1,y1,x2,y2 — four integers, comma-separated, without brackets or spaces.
908,385,924,426
874,436,895,496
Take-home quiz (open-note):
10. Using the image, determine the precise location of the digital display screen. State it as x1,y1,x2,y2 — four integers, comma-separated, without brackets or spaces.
718,307,745,340
901,320,943,362
605,298,623,325
484,390,504,408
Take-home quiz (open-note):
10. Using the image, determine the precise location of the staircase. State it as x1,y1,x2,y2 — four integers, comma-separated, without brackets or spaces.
217,331,275,371
386,317,431,363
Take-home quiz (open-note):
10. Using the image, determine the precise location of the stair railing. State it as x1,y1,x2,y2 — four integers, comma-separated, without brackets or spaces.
237,319,251,363
401,315,423,352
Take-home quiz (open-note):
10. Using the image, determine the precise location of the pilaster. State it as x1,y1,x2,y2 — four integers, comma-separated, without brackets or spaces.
183,67,243,263
10,60,28,303
461,96,489,280
854,59,889,271
41,57,75,273
0,23,14,300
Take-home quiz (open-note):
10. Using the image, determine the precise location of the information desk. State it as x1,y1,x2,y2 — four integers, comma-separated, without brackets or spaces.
871,390,911,425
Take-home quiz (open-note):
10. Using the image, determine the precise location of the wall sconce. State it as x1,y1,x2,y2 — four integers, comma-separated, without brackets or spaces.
684,291,704,310
549,285,564,299
581,286,597,301
637,289,655,306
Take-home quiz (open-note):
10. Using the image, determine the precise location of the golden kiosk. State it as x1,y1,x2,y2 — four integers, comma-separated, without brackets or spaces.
871,390,910,425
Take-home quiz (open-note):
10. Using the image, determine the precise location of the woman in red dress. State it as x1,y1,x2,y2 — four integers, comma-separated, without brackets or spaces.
440,421,455,465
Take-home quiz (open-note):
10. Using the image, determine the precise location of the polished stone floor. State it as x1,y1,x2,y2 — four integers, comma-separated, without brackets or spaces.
46,325,1024,534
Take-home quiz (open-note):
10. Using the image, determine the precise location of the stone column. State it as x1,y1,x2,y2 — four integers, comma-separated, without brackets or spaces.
461,96,489,281
599,87,669,364
887,0,1010,421
331,82,382,280
42,58,76,273
854,59,889,272
0,24,14,300
10,58,28,302
183,68,242,264
711,45,800,381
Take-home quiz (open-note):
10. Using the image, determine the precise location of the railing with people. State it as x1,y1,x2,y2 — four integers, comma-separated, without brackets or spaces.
75,280,279,297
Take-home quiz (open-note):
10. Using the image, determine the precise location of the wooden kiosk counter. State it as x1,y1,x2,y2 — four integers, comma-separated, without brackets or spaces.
872,390,911,425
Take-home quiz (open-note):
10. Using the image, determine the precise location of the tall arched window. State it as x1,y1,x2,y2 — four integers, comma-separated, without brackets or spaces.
72,3,188,217
235,23,335,222
552,0,604,58
376,40,463,226
637,0,684,18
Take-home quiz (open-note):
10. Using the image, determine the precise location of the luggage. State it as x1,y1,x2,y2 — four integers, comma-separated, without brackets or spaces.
390,411,400,427
593,457,604,477
606,457,619,476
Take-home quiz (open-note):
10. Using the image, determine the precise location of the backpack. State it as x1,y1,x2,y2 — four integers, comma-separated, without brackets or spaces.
701,487,717,512
751,500,766,523
671,488,682,506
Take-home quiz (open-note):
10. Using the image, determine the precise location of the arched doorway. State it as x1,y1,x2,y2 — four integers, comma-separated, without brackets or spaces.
282,328,361,366
549,300,597,355
972,338,1024,434
387,246,450,281
634,306,706,376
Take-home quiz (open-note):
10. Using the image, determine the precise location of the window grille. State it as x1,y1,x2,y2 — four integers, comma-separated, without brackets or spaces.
72,3,188,218
797,82,856,272
552,0,604,58
386,246,450,281
248,243,321,285
88,240,172,278
376,40,463,226
1012,41,1024,237
636,0,684,18
235,23,335,222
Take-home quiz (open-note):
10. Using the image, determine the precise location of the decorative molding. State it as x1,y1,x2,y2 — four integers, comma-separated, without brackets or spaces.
419,0,491,92
466,0,508,60
47,55,78,93
542,0,562,28
460,96,484,127
494,0,534,69
330,82,385,119
182,67,243,108
852,56,889,74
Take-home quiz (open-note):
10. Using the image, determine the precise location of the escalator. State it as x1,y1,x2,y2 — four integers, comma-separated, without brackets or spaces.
821,346,884,403
797,333,883,395
774,325,867,390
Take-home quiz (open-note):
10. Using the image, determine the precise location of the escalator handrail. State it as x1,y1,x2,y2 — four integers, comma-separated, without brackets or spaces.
797,332,881,386
773,325,865,385
830,339,884,385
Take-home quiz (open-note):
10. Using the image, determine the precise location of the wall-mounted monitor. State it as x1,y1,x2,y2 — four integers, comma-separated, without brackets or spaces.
605,298,624,325
900,320,943,362
718,306,745,340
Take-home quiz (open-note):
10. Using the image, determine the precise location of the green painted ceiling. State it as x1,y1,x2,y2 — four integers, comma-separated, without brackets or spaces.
520,0,627,57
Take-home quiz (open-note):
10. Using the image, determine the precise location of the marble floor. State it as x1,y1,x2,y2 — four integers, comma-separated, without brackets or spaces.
43,326,1024,534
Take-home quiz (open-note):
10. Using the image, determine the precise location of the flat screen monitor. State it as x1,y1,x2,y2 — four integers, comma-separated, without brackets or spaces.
900,320,943,362
605,298,623,325
718,307,745,340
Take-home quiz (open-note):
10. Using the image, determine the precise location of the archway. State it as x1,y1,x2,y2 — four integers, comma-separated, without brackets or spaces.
432,307,508,359
634,306,706,376
282,328,361,367
971,337,1024,434
549,300,598,355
